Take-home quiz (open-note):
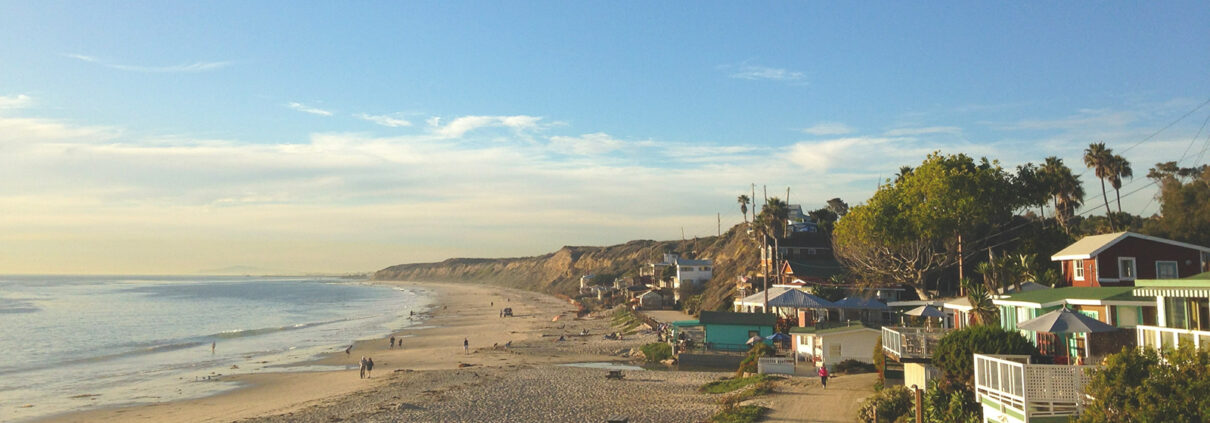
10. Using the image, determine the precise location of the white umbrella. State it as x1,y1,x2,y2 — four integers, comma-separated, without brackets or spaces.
905,305,945,318
745,335,764,345
1016,308,1117,334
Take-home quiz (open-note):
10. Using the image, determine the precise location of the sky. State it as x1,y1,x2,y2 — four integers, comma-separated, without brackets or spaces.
2,2,1209,274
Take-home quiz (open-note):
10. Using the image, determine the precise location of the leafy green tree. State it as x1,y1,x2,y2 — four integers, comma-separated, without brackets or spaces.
919,379,980,423
932,325,1037,385
1142,162,1210,247
826,197,849,217
834,152,1023,298
1079,345,1210,423
1084,142,1116,230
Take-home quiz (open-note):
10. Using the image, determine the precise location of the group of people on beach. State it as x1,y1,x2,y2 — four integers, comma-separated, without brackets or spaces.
389,335,401,349
359,356,374,379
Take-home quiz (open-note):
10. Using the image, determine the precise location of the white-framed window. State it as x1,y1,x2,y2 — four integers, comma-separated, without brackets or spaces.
1156,261,1179,279
1074,259,1085,280
1118,257,1137,280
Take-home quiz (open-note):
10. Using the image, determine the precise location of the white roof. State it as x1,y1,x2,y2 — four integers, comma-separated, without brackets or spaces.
735,286,795,306
1051,232,1210,261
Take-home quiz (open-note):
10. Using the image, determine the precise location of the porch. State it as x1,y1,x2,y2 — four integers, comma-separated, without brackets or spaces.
880,326,950,361
1136,325,1210,350
974,354,1095,423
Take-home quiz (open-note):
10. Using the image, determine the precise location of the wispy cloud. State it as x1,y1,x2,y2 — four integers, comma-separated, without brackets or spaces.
64,54,231,73
723,62,806,82
802,122,853,136
429,115,542,138
287,102,334,117
548,132,629,155
0,94,32,110
883,126,962,136
356,113,412,127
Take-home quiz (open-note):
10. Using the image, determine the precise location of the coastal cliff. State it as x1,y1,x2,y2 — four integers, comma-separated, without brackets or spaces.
373,225,758,311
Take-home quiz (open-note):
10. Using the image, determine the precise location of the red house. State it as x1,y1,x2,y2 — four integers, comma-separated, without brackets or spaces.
1051,232,1210,287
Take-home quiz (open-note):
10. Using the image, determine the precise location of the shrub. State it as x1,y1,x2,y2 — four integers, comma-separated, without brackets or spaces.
640,342,672,363
932,325,1037,384
873,336,886,383
1078,345,1210,422
700,373,773,394
735,342,774,377
710,405,768,423
858,385,913,423
921,380,979,423
833,358,877,374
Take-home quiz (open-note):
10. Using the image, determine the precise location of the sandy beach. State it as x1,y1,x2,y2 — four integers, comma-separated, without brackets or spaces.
40,281,723,423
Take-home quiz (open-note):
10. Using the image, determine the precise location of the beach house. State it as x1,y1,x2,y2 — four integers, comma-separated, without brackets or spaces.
1133,271,1210,349
993,286,1154,362
1051,232,1210,287
791,321,880,367
672,257,712,302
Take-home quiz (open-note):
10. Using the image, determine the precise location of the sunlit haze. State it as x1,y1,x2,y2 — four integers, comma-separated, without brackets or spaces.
2,2,1208,274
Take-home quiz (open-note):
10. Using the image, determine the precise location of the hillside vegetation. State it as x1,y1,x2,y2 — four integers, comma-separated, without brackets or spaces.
373,225,758,312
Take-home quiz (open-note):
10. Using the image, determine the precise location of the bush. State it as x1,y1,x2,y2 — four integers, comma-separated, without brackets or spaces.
700,373,774,394
710,405,768,423
874,337,886,383
735,342,774,377
833,358,877,374
858,385,913,423
921,380,979,423
932,325,1037,384
1078,345,1210,422
640,342,672,363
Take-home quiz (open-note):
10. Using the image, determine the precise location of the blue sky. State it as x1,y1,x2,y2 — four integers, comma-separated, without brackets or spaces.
2,2,1209,274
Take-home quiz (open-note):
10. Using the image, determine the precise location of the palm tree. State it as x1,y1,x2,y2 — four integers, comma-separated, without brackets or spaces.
1084,142,1115,231
1106,154,1133,214
894,166,914,183
737,195,750,223
1041,156,1084,233
758,197,790,238
962,278,998,326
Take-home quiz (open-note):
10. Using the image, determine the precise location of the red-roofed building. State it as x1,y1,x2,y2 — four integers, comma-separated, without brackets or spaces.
1051,232,1210,287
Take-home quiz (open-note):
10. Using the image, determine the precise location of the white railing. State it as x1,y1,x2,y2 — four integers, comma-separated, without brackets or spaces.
1136,325,1210,350
974,354,1096,419
881,326,949,360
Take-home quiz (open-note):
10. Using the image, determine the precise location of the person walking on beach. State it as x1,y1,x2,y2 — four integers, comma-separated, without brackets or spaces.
463,338,469,354
389,336,395,349
818,364,829,389
211,342,216,354
359,356,367,379
366,357,374,378
346,345,353,355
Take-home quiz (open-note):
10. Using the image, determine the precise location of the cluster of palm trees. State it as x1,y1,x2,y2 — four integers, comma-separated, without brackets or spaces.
1083,142,1133,231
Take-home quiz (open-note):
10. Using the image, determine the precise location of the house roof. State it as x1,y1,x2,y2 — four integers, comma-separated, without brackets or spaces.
993,286,1152,308
789,322,880,334
785,259,844,279
699,311,777,326
1051,232,1210,261
735,286,796,306
1133,272,1210,298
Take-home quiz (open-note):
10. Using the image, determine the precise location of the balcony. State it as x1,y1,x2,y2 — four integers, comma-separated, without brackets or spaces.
1136,325,1210,350
881,326,949,361
974,354,1095,423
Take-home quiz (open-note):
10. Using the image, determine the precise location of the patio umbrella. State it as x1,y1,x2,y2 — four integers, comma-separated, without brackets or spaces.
745,335,764,345
904,305,945,318
1016,308,1117,334
767,333,791,342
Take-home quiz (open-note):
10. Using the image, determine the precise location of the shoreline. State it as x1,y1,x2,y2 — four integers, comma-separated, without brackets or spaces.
39,280,576,423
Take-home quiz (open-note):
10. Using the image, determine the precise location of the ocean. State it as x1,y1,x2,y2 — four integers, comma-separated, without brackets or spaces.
0,275,432,422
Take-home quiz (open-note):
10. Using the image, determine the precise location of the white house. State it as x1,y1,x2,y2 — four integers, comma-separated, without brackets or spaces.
790,322,881,367
673,257,713,301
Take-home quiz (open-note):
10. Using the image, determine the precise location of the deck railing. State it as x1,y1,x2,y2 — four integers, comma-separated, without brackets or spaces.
1136,325,1210,350
881,326,949,360
974,354,1095,419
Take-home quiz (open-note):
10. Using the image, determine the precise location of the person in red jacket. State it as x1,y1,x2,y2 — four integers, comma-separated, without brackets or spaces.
818,364,829,389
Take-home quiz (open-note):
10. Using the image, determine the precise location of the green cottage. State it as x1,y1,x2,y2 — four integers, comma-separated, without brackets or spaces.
698,311,776,351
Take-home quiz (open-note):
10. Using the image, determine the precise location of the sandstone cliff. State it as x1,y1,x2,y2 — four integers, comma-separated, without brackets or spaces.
372,225,758,311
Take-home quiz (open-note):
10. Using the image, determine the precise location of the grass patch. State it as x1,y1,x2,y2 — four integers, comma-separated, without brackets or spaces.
710,405,768,423
699,374,775,394
832,358,877,374
640,342,672,362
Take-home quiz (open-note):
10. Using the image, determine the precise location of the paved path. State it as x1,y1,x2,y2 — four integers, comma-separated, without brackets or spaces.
761,372,877,422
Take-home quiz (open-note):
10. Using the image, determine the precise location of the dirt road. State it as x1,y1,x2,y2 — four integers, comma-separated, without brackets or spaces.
761,372,877,422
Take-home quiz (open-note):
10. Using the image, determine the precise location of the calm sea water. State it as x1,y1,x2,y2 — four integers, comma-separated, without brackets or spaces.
0,275,432,422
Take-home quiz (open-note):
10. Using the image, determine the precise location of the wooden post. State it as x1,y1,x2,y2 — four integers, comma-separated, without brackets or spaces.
914,384,924,423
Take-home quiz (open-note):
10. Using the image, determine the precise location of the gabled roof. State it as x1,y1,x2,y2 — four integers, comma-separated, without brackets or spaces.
736,286,796,305
699,311,777,326
1051,232,1210,261
993,286,1152,308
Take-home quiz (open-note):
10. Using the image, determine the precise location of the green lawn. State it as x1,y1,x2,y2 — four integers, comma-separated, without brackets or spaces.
699,374,775,394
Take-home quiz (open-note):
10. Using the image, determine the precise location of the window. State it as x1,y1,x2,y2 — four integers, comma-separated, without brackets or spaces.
1118,257,1136,280
1074,259,1085,280
679,266,692,272
1157,261,1179,279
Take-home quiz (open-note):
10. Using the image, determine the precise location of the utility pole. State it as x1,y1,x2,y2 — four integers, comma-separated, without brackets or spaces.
762,232,769,312
717,213,721,236
681,227,685,241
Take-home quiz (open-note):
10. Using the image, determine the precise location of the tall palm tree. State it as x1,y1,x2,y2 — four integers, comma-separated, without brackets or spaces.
1084,142,1115,231
894,166,914,183
1041,156,1084,233
1106,154,1133,214
737,195,750,223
